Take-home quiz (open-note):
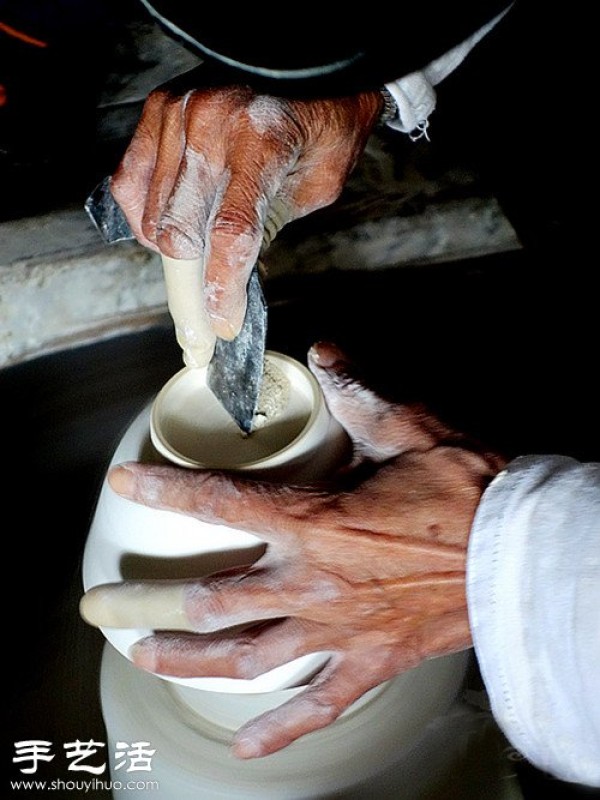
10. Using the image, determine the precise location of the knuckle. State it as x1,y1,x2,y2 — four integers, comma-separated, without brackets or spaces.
185,577,226,632
395,634,422,671
319,174,346,206
155,216,202,259
140,212,157,243
232,638,264,679
191,586,229,633
146,86,171,109
212,199,262,238
306,695,341,726
185,87,215,114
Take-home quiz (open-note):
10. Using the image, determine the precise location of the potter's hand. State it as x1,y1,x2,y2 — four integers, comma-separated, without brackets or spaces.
110,83,382,340
80,342,505,758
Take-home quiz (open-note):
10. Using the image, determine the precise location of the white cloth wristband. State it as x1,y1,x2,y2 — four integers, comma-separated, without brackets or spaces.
382,5,512,138
467,454,600,786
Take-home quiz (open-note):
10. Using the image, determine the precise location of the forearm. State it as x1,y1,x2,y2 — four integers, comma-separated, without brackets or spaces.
467,454,600,787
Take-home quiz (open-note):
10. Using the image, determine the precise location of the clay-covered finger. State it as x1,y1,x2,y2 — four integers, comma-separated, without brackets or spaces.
160,254,217,367
80,581,190,631
80,567,333,634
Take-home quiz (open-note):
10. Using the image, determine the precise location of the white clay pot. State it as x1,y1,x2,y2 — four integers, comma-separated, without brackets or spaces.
83,349,471,797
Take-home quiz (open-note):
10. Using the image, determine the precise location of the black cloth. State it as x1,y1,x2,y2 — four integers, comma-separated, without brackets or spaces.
139,0,512,94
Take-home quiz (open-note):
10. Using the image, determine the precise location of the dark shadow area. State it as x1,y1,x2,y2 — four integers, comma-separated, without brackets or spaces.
266,251,599,466
119,545,266,582
0,0,144,221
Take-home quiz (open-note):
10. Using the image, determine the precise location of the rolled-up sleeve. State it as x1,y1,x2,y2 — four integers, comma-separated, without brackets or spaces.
467,454,600,787
384,5,512,138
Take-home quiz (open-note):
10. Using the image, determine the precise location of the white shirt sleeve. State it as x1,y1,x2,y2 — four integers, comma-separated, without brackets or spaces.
383,5,512,139
466,454,600,787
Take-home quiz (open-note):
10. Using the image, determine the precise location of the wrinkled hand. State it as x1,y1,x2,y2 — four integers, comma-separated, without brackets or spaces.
111,83,382,339
80,342,505,758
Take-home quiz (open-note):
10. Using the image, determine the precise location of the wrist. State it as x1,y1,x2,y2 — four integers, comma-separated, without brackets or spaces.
378,86,399,126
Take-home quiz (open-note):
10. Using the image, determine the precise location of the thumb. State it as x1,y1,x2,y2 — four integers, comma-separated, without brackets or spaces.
308,342,452,461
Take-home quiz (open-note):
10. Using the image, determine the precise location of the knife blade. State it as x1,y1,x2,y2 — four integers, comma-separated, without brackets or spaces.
84,176,134,243
207,264,267,435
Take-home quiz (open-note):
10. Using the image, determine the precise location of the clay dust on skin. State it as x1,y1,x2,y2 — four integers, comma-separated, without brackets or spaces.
308,357,408,462
161,148,217,259
201,167,265,337
246,95,294,139
244,96,307,237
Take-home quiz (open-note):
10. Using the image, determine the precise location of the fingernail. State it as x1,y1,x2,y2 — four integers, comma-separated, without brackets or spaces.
107,464,135,496
231,736,264,760
209,315,240,341
129,640,158,673
205,281,246,341
309,341,343,368
79,585,122,628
